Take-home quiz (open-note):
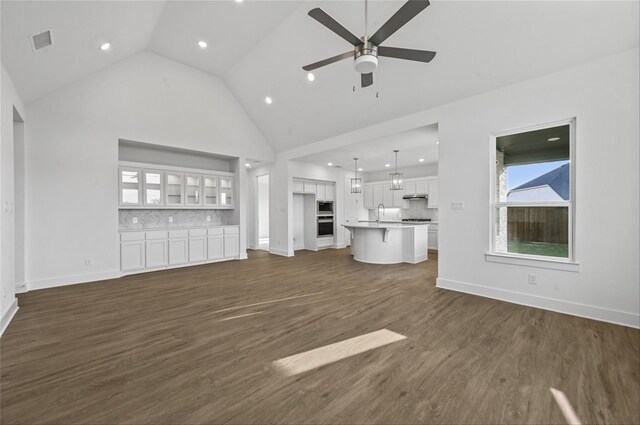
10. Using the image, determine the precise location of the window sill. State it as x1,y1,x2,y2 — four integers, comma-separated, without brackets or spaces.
485,253,580,272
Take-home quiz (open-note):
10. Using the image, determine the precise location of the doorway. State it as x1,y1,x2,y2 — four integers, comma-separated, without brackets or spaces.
257,174,269,251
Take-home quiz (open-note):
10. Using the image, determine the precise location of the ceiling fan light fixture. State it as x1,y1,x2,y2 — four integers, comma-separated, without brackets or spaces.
354,54,378,74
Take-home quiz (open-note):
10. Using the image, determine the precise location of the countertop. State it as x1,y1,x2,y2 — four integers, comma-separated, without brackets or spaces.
119,224,239,232
343,222,429,229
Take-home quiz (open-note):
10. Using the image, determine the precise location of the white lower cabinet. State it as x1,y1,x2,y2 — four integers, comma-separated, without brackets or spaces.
224,227,240,258
120,226,240,274
428,224,438,251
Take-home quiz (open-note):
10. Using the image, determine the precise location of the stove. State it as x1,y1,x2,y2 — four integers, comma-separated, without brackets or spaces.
401,218,432,223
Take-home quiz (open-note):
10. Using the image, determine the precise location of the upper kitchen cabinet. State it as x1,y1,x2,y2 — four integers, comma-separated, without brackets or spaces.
119,168,142,206
185,174,203,207
427,178,439,208
203,176,218,207
219,177,233,208
165,173,184,206
293,179,304,193
303,181,316,195
315,183,335,201
143,170,163,206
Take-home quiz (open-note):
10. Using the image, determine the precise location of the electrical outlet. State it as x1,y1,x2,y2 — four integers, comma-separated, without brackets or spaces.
528,273,538,285
451,201,465,210
85,258,94,267
132,217,138,224
206,216,211,222
168,216,173,223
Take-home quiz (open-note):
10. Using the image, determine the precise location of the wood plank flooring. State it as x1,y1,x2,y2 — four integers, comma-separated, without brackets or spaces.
1,249,638,424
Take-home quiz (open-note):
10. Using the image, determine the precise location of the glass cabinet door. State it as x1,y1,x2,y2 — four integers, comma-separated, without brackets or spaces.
185,174,202,206
120,168,142,205
203,176,218,206
219,177,233,207
143,170,163,206
165,173,184,206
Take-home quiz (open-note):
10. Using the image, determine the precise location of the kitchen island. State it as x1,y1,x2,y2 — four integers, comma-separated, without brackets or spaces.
342,222,429,264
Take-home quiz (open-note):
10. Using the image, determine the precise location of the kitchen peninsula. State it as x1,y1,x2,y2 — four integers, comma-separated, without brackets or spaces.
343,222,429,264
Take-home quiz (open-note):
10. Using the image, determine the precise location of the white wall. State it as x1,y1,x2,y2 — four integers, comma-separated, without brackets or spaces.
24,51,274,288
1,63,26,333
273,48,640,328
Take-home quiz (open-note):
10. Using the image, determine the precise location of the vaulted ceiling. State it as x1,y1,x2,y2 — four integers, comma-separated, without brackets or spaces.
2,1,638,153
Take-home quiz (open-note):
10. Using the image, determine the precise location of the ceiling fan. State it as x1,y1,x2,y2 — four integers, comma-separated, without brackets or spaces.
302,0,436,88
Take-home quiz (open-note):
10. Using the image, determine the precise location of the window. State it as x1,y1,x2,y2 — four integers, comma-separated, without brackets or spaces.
491,120,575,262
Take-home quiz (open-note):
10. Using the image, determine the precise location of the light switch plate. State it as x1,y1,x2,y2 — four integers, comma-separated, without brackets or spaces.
132,217,138,224
169,216,173,223
207,216,211,222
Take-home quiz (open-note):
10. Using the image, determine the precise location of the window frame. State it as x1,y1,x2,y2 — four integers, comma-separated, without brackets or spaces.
488,118,577,267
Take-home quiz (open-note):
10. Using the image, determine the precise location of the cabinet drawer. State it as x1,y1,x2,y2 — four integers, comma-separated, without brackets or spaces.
207,227,224,236
168,229,188,239
224,226,239,235
189,228,207,237
145,230,167,240
121,232,144,242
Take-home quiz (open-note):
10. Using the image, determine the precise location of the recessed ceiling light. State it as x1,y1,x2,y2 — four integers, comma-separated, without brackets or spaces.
234,0,243,2
327,162,333,166
198,40,207,48
419,158,425,162
358,168,363,171
436,140,440,144
307,72,315,82
265,96,272,105
99,42,111,51
548,137,560,141
385,163,391,167
245,163,251,167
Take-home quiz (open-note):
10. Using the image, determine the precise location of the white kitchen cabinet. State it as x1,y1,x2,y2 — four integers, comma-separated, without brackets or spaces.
383,185,394,207
208,228,224,260
316,183,326,201
165,173,184,206
224,226,240,258
428,224,438,251
143,170,163,207
404,181,417,196
364,185,375,209
203,176,218,207
428,179,439,208
325,184,334,201
416,180,428,194
293,179,304,193
168,231,189,265
120,232,146,271
189,237,207,262
185,174,203,207
145,239,167,269
373,184,384,206
303,181,316,194
119,168,142,206
219,177,233,208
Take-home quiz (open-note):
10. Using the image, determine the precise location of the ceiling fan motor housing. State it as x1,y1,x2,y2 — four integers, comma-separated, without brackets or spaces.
354,44,378,74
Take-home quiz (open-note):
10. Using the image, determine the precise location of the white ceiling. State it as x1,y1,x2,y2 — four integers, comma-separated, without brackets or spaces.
0,1,166,104
295,123,438,172
2,0,638,153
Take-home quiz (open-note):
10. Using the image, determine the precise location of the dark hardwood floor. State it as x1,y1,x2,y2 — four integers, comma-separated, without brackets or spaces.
1,249,638,424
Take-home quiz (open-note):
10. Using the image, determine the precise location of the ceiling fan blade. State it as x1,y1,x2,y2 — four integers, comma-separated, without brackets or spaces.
378,46,436,63
302,51,353,71
309,8,363,46
369,0,430,46
361,73,373,88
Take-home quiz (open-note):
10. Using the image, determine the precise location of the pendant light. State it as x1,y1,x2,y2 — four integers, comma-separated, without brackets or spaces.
389,150,403,190
351,158,362,193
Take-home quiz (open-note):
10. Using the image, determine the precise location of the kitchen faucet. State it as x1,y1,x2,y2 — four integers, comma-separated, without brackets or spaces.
377,204,385,224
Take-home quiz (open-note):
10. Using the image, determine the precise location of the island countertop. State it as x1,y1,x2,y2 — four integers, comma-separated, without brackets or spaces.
343,222,429,229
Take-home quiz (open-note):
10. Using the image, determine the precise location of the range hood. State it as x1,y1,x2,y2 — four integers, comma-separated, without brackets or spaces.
402,193,428,200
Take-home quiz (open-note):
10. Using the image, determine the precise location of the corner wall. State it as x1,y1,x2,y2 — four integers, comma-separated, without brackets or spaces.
24,51,274,288
1,63,26,335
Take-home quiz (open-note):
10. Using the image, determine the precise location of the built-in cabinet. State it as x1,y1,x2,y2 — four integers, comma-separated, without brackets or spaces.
428,224,438,251
119,162,234,209
120,225,240,273
363,177,439,209
293,178,335,201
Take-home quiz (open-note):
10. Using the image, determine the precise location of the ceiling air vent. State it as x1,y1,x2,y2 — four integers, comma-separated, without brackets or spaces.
31,30,52,51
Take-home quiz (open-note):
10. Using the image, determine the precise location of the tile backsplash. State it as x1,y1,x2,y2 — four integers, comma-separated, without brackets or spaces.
119,209,236,230
368,199,438,221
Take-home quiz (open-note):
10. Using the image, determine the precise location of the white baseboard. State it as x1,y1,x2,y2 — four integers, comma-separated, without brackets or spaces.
436,278,640,329
334,244,348,249
28,270,123,292
0,299,19,337
269,247,293,257
239,252,248,260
